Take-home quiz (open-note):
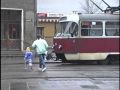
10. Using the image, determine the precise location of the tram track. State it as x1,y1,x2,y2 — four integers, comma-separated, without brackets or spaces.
1,60,119,81
1,75,119,80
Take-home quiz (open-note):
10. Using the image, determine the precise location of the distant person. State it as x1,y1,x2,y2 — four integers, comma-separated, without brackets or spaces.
24,47,33,70
32,35,48,72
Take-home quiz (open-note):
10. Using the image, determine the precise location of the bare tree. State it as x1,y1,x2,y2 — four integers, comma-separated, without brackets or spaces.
80,0,102,13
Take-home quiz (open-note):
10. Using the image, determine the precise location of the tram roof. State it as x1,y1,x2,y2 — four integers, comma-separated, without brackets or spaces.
79,13,119,21
59,14,79,23
59,13,119,22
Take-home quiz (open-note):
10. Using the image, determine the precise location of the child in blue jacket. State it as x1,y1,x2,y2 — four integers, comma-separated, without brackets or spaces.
24,47,33,69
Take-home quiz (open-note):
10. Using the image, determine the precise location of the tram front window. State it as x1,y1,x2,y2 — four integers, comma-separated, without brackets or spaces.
59,22,78,37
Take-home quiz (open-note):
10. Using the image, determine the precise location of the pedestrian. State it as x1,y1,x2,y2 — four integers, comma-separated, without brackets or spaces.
44,51,48,61
32,35,48,72
24,47,33,70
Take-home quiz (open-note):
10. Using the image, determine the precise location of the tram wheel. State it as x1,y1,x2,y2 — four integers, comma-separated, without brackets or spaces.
61,56,67,63
108,55,119,65
97,59,110,65
56,53,67,63
62,59,68,63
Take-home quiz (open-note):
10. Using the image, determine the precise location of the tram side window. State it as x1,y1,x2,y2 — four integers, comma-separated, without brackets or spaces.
105,22,119,36
81,21,103,36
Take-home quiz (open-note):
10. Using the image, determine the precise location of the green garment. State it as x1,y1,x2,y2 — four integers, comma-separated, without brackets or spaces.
32,39,48,54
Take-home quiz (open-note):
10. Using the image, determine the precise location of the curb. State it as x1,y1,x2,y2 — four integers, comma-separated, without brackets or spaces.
1,61,61,65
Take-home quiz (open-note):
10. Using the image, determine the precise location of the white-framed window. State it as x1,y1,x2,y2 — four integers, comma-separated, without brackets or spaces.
105,21,119,36
81,21,103,36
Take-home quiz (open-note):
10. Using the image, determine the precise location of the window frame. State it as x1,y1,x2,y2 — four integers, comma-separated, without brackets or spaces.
80,21,103,36
105,21,119,36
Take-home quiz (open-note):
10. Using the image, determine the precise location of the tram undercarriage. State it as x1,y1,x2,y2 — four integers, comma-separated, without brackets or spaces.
55,53,119,64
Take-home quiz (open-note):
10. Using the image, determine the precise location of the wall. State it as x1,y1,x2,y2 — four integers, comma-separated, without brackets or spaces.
1,0,37,50
38,22,56,46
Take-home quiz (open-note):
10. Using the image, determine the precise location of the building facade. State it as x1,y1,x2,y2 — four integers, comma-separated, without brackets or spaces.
1,0,37,51
37,13,62,46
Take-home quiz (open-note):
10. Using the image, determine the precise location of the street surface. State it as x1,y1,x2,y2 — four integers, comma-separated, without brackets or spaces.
1,57,119,90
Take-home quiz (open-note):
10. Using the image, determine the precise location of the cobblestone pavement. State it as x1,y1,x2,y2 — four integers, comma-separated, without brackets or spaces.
1,57,119,90
1,78,119,90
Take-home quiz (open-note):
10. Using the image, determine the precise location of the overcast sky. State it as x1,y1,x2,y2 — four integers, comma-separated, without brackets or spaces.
37,0,119,14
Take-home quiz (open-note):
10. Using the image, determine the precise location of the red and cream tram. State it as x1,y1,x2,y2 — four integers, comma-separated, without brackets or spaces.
53,13,119,64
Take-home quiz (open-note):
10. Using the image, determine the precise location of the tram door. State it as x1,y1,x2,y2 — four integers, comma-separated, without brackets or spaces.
1,10,21,50
63,22,79,53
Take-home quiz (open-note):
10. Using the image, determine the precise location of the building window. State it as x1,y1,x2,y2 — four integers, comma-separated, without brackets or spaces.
9,24,20,39
1,10,21,39
36,27,44,38
81,21,103,36
1,9,22,50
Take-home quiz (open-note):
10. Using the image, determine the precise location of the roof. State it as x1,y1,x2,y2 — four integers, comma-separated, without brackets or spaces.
37,13,60,22
79,13,119,21
38,18,59,22
59,13,119,23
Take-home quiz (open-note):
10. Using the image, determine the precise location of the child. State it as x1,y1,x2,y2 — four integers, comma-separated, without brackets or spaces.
24,47,33,69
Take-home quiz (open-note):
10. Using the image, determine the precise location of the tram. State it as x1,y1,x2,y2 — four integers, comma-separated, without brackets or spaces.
53,13,119,64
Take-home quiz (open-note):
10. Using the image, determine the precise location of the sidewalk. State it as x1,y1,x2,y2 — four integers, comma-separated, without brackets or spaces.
1,47,61,64
2,78,119,90
1,56,61,65
1,55,119,90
